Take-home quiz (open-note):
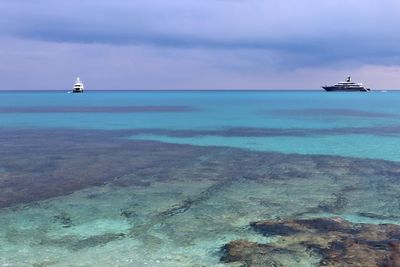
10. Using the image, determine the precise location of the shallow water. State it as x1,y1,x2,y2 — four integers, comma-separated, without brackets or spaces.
1,91,400,266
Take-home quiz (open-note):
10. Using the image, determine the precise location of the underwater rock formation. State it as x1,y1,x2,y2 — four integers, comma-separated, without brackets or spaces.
221,218,400,267
39,232,126,251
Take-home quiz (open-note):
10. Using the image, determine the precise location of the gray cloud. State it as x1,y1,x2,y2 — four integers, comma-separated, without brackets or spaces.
2,0,400,66
1,0,400,89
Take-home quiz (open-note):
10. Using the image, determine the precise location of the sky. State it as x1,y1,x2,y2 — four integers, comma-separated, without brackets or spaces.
0,0,400,90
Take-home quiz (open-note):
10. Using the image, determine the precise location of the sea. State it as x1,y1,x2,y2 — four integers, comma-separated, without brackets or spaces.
1,90,400,266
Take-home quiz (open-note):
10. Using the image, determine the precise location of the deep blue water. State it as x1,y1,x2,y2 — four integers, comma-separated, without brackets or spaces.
1,90,400,266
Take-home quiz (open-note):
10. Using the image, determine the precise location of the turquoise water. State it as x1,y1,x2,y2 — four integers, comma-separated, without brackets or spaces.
1,91,400,160
1,91,400,266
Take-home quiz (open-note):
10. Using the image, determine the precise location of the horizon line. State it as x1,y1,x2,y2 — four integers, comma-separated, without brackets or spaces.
0,89,399,92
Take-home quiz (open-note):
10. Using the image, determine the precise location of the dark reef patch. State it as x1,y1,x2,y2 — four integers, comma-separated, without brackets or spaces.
1,127,400,208
0,128,212,207
250,221,300,236
120,209,137,219
0,105,197,113
271,108,394,118
222,218,400,266
53,212,73,228
125,125,400,138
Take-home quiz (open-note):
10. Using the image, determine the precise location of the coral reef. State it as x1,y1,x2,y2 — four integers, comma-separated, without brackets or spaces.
222,217,400,266
1,128,400,209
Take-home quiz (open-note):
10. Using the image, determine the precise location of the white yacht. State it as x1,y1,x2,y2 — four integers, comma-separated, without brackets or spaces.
73,77,84,93
322,76,370,92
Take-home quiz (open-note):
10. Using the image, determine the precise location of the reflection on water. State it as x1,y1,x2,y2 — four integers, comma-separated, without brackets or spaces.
1,128,400,266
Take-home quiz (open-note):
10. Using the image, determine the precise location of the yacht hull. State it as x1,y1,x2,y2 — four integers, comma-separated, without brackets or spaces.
323,86,370,92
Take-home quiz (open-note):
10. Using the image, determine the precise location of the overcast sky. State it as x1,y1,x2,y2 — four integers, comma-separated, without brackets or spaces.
1,0,399,90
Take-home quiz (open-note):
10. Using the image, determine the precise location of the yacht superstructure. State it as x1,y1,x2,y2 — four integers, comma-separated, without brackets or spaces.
73,77,84,93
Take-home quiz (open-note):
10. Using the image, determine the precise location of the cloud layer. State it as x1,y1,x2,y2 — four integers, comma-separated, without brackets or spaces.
1,0,400,89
